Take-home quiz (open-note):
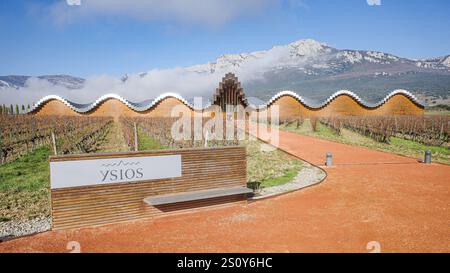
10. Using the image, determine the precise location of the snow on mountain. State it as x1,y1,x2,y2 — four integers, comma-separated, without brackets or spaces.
337,50,363,64
186,39,332,74
0,79,13,89
182,39,450,79
366,51,399,62
440,56,450,68
0,75,85,90
415,55,450,70
39,75,85,89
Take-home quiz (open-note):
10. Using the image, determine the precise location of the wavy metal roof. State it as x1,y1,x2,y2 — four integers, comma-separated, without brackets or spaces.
28,89,425,114
261,89,425,110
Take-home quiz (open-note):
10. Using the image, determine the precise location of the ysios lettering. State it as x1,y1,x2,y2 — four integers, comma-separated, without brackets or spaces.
110,169,118,180
100,170,109,182
136,168,144,178
100,168,144,182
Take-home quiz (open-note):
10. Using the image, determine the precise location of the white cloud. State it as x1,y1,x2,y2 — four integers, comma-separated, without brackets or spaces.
48,0,275,27
0,71,222,106
367,0,381,6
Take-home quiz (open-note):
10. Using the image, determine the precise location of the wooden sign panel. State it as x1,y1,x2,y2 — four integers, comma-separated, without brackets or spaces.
50,146,247,230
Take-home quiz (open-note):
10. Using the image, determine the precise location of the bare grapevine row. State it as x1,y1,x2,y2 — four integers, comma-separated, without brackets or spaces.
318,116,450,146
0,115,113,164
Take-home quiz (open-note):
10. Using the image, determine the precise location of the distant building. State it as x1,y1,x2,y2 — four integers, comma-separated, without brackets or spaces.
28,73,424,118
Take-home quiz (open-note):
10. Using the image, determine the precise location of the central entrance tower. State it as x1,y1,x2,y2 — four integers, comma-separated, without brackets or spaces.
212,73,248,112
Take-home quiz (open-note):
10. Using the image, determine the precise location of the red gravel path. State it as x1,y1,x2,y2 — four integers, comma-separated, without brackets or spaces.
1,127,449,253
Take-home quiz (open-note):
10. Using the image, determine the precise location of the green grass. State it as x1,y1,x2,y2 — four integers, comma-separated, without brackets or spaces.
390,137,450,156
289,119,312,134
0,147,51,222
314,121,341,140
259,161,301,188
245,139,303,189
0,147,50,192
281,119,340,140
137,129,165,150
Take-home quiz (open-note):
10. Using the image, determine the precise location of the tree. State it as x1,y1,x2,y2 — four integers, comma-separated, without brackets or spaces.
21,105,25,112
10,104,13,115
15,104,20,115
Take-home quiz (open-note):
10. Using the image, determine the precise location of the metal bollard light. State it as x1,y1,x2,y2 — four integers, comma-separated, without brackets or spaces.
424,150,432,164
326,152,333,167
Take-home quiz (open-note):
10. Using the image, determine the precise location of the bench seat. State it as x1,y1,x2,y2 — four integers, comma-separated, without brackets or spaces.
144,186,253,206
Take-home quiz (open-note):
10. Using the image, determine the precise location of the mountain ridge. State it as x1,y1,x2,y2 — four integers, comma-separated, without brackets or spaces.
1,39,449,105
0,75,85,90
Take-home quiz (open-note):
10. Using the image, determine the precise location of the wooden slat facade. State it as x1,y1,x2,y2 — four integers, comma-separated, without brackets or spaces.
50,146,247,230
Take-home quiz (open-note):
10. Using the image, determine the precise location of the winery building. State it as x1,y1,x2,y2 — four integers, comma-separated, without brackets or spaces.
28,73,425,118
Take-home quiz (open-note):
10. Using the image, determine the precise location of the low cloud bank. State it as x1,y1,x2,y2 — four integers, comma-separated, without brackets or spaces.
0,70,223,106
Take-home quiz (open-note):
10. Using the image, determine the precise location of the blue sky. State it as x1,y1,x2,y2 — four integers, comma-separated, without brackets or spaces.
1,0,449,77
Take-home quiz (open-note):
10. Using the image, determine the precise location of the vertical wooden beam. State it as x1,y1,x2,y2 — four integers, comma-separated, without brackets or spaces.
134,122,138,151
51,131,57,155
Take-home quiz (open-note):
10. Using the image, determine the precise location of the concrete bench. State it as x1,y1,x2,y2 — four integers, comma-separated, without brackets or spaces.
144,186,253,206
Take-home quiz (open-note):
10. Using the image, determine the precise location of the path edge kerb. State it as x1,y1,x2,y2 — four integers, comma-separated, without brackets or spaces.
248,135,328,203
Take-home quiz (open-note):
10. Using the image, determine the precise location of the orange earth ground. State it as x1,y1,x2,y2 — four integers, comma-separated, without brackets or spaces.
0,127,449,253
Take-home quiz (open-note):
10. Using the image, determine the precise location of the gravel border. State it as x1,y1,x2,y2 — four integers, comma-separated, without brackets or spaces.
250,162,326,200
0,217,51,241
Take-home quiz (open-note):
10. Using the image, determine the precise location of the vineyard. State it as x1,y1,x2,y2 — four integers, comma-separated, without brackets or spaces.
0,115,113,164
119,116,243,151
318,115,450,147
279,115,450,148
0,115,248,165
2,113,449,165
2,114,449,165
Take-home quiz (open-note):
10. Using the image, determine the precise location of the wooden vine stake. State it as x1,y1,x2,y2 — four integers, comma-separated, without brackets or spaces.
133,122,138,151
51,131,57,155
